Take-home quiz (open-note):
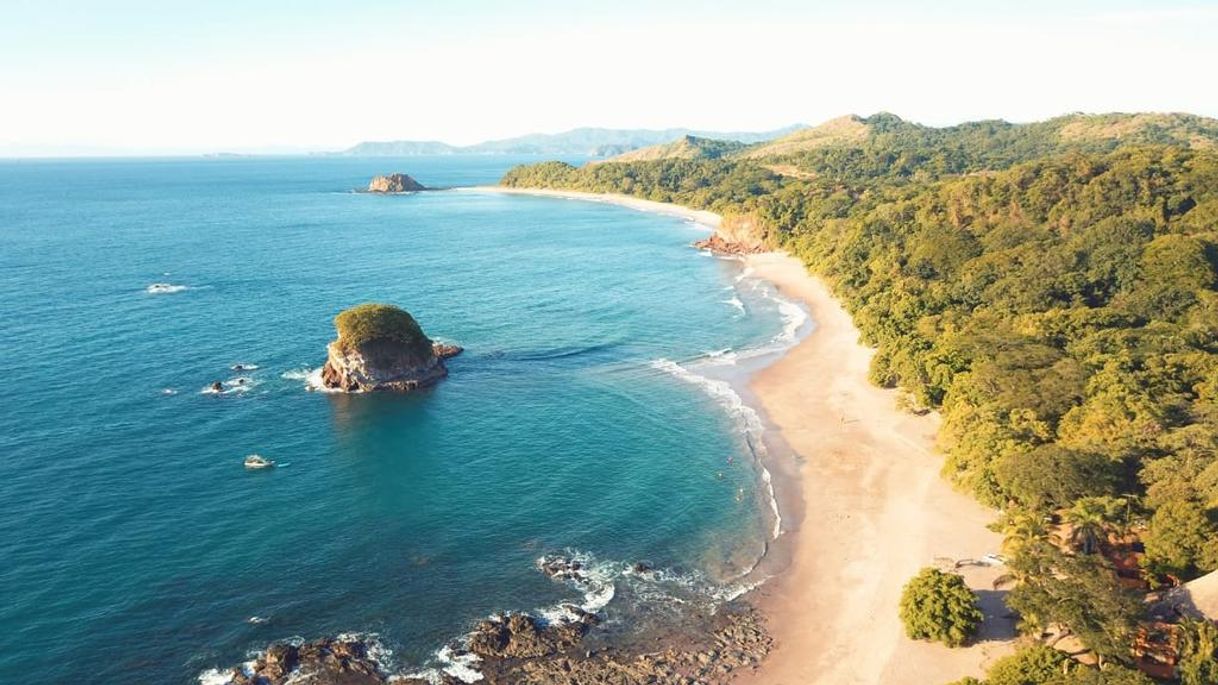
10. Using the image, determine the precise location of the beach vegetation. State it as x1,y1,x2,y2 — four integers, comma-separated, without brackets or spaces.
948,646,1156,684
979,645,1068,685
899,567,984,647
1178,618,1218,685
1006,544,1143,664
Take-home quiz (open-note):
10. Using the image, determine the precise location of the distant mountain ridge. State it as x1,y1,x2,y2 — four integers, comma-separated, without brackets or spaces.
337,125,807,157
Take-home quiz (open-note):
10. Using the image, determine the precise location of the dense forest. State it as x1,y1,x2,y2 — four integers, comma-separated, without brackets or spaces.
501,113,1218,683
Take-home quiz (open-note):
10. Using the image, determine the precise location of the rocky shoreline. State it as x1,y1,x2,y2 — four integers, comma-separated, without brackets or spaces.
692,234,764,256
207,555,772,685
211,604,770,685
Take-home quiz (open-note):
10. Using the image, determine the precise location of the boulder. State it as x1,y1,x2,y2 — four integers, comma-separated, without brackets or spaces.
367,173,425,193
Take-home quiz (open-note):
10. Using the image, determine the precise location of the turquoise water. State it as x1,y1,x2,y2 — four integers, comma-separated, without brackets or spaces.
0,156,800,683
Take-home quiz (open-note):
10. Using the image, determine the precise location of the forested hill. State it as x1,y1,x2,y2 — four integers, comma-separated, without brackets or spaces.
594,135,748,164
501,113,1218,681
593,111,1218,177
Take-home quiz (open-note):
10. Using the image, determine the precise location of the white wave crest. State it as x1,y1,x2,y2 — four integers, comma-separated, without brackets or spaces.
703,348,739,366
536,551,618,619
772,294,808,345
201,377,259,395
197,669,231,685
282,367,345,393
407,646,484,684
722,296,746,315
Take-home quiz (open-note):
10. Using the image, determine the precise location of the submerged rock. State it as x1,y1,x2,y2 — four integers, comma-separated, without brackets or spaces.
320,303,461,393
367,173,425,193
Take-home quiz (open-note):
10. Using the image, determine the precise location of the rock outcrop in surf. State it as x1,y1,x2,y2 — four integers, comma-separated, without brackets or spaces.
367,173,425,193
320,303,461,392
467,609,601,659
222,636,384,685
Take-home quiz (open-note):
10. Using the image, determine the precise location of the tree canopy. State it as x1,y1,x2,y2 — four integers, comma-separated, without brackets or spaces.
898,567,983,647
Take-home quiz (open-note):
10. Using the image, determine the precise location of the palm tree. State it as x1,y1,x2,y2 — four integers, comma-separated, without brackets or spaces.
1064,496,1131,555
990,507,1058,589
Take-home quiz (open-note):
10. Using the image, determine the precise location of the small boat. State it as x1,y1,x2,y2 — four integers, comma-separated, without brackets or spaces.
244,454,275,469
146,282,187,294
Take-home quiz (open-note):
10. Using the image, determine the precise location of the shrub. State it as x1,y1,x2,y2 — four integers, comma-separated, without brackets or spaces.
899,567,983,647
984,645,1067,685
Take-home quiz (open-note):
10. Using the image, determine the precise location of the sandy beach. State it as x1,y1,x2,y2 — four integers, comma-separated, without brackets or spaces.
459,186,725,228
740,253,1015,685
470,186,1016,684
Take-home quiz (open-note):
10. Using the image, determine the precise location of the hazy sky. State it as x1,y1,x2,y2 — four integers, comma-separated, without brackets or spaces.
2,0,1217,155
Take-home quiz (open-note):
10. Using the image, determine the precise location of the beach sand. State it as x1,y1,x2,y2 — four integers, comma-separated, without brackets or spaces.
459,186,724,228
468,187,1016,684
739,252,1015,685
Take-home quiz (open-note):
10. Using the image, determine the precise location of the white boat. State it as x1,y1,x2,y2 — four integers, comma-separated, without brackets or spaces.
146,282,187,294
244,454,275,469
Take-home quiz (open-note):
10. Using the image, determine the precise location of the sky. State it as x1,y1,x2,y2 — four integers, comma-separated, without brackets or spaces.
2,0,1217,156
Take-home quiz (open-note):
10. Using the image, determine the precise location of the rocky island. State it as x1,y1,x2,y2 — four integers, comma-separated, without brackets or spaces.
366,173,426,193
320,303,461,392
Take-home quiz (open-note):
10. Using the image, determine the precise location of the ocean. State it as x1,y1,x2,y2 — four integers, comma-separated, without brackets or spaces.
0,155,804,683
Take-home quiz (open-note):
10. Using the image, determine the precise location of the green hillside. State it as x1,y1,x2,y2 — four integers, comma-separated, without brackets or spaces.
598,135,749,164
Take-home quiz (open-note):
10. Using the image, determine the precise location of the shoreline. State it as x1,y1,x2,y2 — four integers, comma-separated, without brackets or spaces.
469,186,1016,684
456,186,725,229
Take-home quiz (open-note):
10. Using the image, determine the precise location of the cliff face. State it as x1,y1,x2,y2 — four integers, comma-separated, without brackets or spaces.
367,173,425,193
692,212,769,255
321,338,460,392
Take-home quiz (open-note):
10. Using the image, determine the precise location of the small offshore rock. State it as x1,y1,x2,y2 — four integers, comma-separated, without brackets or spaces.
367,173,425,193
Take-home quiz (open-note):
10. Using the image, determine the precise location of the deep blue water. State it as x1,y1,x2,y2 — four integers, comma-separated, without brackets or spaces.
0,156,799,683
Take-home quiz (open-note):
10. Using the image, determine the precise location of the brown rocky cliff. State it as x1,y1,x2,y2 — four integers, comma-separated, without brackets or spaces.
693,212,770,255
321,339,461,392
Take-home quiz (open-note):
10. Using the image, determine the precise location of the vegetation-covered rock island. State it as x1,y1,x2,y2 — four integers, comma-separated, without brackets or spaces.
320,303,461,392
